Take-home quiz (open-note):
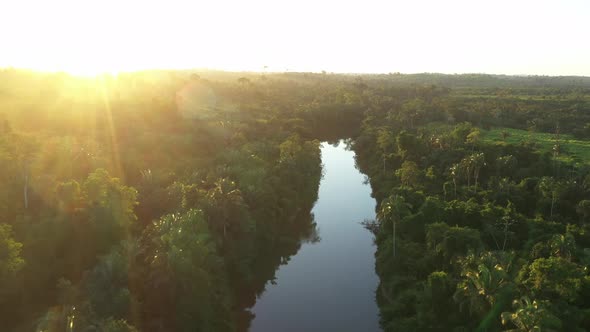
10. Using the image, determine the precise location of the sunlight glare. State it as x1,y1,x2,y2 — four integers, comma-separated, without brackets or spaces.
0,0,588,75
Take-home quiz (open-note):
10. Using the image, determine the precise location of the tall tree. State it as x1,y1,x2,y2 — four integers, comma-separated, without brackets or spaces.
378,195,411,257
205,178,247,239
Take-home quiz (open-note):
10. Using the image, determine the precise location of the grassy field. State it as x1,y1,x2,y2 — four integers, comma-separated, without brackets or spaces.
482,127,590,163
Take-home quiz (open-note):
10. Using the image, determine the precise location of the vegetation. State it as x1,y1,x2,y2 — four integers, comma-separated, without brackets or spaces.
483,127,590,163
2,68,590,331
350,77,590,331
0,70,325,331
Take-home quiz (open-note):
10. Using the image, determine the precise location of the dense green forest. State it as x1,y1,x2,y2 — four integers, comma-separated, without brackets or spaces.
0,70,328,331
348,77,590,331
1,69,590,331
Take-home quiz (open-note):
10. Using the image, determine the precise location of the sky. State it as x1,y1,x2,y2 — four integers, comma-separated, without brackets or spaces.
0,0,588,76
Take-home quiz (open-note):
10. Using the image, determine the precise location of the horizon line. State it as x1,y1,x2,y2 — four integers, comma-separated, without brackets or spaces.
1,66,590,79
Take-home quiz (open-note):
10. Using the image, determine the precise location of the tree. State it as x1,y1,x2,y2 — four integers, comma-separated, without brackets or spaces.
5,133,38,210
450,122,473,147
548,233,576,261
487,201,518,251
538,177,565,219
576,200,590,223
84,247,136,320
496,155,517,177
400,98,426,129
426,223,482,263
460,157,473,189
377,129,396,172
143,209,233,331
205,178,247,239
466,128,481,151
454,251,515,321
83,169,139,252
36,246,141,332
0,223,24,281
425,166,436,181
396,161,421,188
519,257,586,302
449,164,459,197
461,153,485,191
416,271,456,325
396,130,424,161
377,195,411,258
471,153,486,191
501,297,561,332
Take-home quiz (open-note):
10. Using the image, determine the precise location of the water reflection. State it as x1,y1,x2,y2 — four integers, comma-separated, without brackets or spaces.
242,141,380,332
235,212,320,330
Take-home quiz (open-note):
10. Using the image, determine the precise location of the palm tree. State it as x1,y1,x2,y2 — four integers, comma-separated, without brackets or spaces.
549,233,576,260
471,153,486,191
460,153,486,191
501,297,561,331
450,164,459,197
377,195,411,258
206,178,245,238
538,177,564,219
454,252,515,319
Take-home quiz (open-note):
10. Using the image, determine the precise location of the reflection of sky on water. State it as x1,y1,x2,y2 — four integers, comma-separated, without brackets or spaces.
250,141,381,332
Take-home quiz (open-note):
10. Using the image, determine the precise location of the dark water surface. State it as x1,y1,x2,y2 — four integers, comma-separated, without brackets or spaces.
249,141,381,332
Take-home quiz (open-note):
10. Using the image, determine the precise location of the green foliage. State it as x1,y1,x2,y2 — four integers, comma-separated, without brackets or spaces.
454,251,516,324
0,223,24,279
349,77,590,330
519,257,587,302
0,71,330,330
204,178,249,239
416,271,457,328
501,297,561,332
84,248,136,320
142,209,233,331
426,223,482,262
396,161,421,187
576,200,590,222
2,69,590,331
450,122,474,147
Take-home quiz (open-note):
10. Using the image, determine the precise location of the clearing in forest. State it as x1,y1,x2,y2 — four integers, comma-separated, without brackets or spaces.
482,127,590,163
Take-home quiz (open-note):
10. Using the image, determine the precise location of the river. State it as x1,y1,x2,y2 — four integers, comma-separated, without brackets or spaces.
249,140,381,332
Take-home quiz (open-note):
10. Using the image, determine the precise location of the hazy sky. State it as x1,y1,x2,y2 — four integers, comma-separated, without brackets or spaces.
1,0,588,75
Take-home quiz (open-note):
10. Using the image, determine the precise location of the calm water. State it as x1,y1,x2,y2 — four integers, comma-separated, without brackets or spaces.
249,141,381,332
